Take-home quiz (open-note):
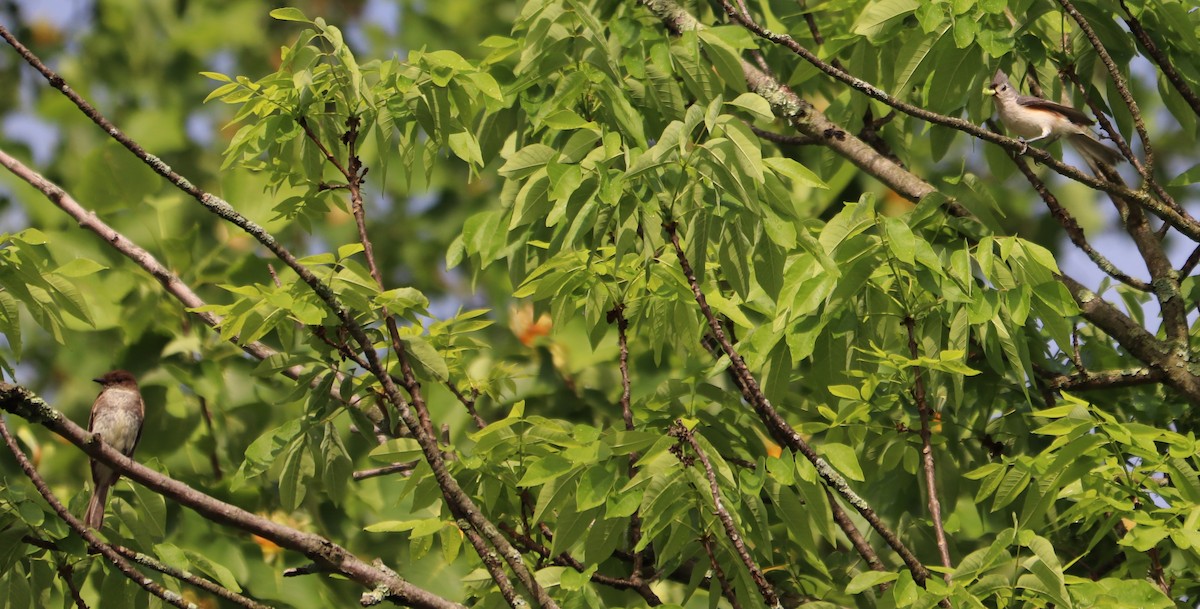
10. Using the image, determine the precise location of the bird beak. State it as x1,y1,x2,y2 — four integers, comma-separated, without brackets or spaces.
92,377,104,384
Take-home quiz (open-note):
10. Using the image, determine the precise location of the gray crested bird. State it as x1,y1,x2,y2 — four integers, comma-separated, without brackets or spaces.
985,70,1123,169
84,370,145,529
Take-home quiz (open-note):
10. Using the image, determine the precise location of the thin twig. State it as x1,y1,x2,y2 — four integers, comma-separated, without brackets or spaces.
824,487,887,574
197,396,223,481
54,559,89,609
112,545,276,609
352,461,417,480
448,383,487,430
1148,546,1171,597
999,141,1149,291
1054,0,1154,174
1181,245,1200,279
749,125,818,146
500,523,663,604
1120,0,1200,119
608,304,655,599
903,317,953,579
700,534,744,609
671,421,780,607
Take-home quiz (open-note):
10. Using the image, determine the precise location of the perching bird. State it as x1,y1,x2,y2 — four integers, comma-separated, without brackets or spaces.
83,370,145,529
986,70,1123,169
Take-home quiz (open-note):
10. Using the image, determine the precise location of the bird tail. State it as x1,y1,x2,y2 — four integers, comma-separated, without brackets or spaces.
84,482,110,529
1067,132,1123,169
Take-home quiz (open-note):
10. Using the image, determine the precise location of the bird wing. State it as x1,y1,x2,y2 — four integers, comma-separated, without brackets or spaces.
1015,94,1094,126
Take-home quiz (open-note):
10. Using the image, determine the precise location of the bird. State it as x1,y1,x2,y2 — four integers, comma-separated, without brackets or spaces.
985,70,1124,169
83,369,145,529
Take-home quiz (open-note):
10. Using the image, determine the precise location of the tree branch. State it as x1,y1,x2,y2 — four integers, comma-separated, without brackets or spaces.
0,383,463,609
111,545,276,609
1000,142,1149,291
1120,0,1200,119
663,220,936,590
671,421,779,607
0,417,195,609
1054,0,1154,174
1038,367,1160,392
699,534,744,609
701,0,1200,238
903,317,953,578
607,304,654,596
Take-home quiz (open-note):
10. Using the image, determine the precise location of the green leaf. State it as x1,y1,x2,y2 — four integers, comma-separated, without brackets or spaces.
726,92,775,121
882,216,916,264
853,0,920,41
763,157,828,189
270,7,310,22
846,570,898,593
53,258,108,278
185,550,243,593
278,442,312,510
499,144,558,178
369,438,423,463
828,385,861,400
822,443,864,481
376,287,430,316
992,464,1030,510
448,130,484,167
400,335,449,381
518,454,576,487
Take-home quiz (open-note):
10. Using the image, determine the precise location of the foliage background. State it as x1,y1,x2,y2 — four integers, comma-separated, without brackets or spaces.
0,0,1197,607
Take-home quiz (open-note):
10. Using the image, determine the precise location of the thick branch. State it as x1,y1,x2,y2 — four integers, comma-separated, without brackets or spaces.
696,0,1200,238
1039,367,1160,392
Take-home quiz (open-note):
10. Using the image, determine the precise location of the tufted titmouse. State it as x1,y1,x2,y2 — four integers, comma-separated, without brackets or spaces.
985,70,1123,169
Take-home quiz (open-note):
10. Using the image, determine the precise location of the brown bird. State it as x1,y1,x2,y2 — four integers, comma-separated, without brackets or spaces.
83,370,145,529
